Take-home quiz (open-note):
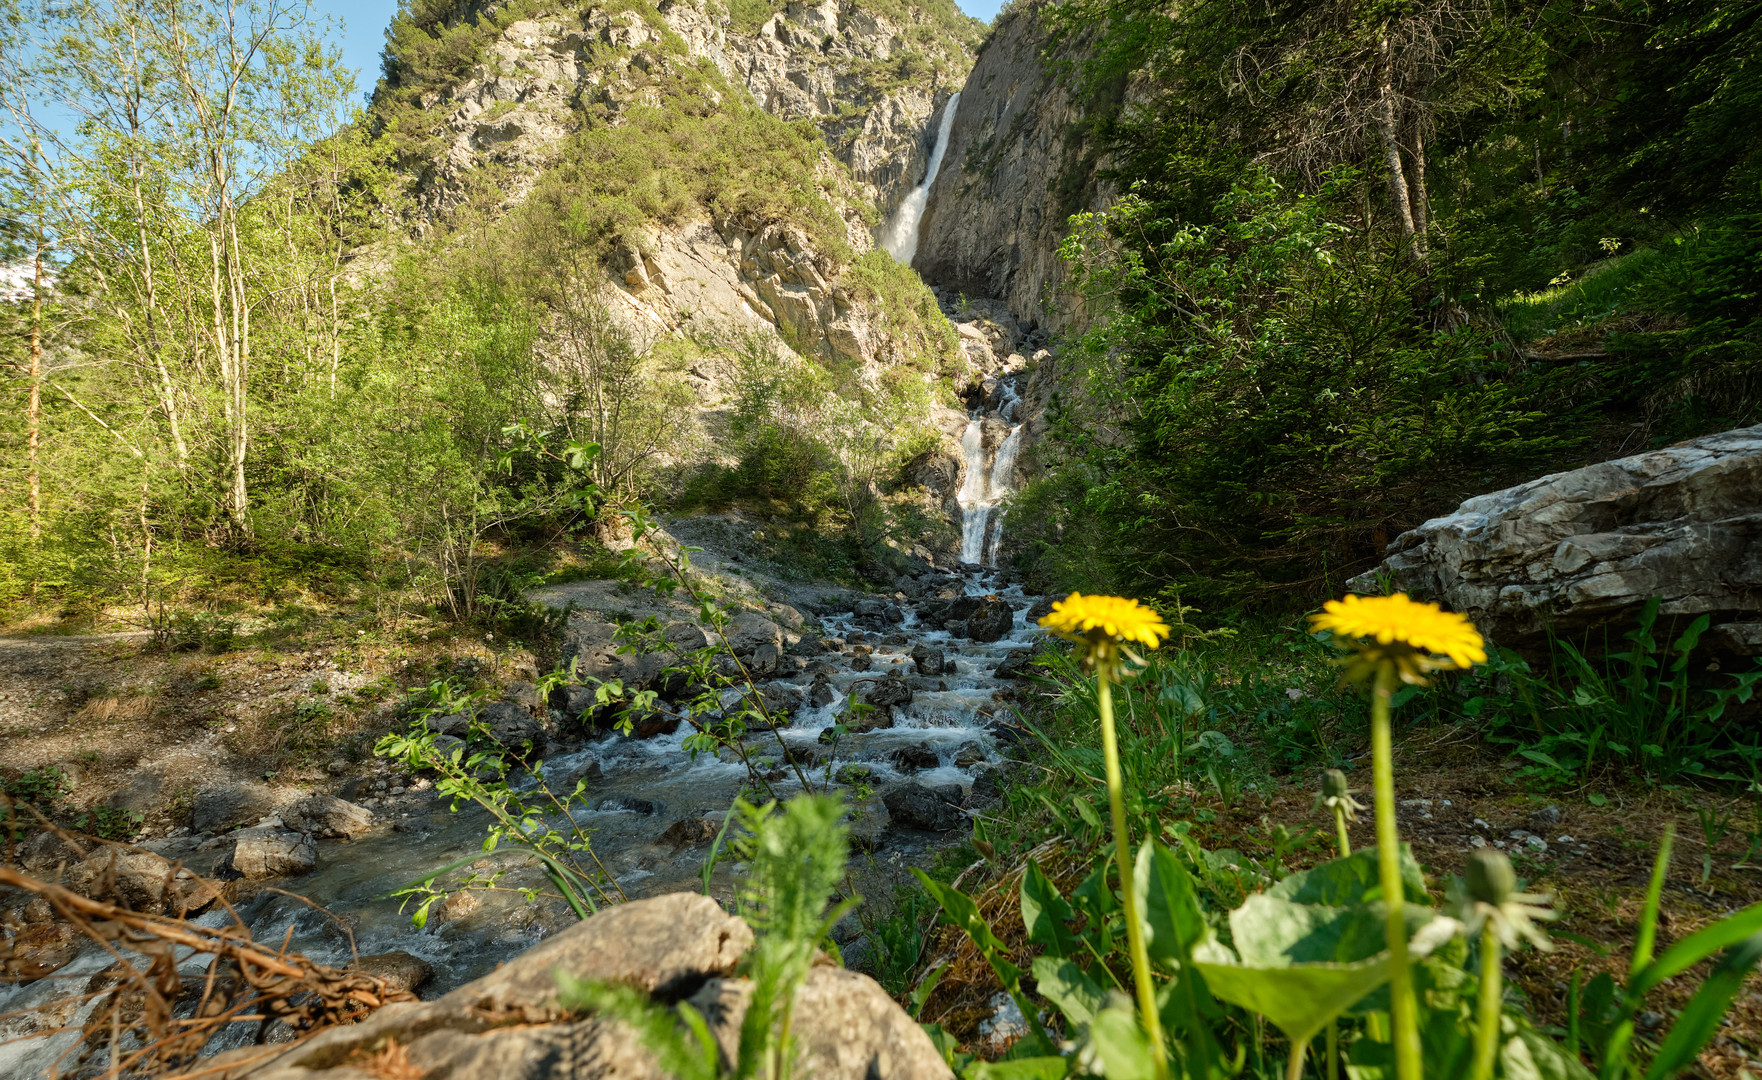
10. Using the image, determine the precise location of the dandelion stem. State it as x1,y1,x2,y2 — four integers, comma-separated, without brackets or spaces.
1333,804,1352,857
1287,1037,1308,1080
1326,1022,1338,1080
1098,672,1170,1080
1472,923,1502,1080
1371,660,1422,1080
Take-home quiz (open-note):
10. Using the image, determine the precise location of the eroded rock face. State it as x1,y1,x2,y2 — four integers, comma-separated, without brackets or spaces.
1352,425,1762,650
915,1,1112,333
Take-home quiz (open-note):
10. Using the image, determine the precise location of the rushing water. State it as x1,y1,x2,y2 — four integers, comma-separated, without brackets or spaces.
0,568,1044,1074
878,92,960,265
956,371,1027,566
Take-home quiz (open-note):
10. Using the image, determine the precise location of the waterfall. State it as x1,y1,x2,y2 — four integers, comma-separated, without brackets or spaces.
956,416,1026,567
878,92,960,266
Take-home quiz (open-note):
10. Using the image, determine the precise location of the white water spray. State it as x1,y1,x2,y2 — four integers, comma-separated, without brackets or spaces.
879,92,960,266
956,416,1025,566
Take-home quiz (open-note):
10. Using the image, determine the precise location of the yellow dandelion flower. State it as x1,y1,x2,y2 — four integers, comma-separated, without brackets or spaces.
1309,593,1486,685
1039,593,1169,679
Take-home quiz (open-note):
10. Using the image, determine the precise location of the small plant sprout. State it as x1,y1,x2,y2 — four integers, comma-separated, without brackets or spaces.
1317,768,1365,857
1039,592,1172,1080
1310,592,1486,1080
1453,848,1558,1080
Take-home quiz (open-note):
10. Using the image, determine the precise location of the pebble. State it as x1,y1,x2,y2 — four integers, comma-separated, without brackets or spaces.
1557,835,1575,844
1468,835,1488,848
1474,818,1490,829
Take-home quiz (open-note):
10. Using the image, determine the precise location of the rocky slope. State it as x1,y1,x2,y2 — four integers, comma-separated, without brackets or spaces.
372,0,979,370
913,0,1113,334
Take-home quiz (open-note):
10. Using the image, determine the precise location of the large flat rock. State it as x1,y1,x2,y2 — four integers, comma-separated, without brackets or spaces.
1353,425,1762,649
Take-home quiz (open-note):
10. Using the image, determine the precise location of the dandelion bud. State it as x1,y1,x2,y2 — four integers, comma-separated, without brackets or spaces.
1465,848,1516,906
1321,769,1351,800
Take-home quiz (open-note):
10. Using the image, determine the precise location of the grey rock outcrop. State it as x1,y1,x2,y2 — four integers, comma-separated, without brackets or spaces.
1353,425,1762,650
190,782,280,835
915,1,1112,333
281,795,374,840
215,829,317,880
221,893,938,1080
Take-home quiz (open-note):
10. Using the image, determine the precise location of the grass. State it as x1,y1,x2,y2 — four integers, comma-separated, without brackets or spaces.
1498,247,1663,342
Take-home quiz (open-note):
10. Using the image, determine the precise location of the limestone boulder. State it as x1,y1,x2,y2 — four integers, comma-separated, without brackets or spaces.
64,849,219,914
215,829,316,880
281,795,374,840
1353,425,1762,650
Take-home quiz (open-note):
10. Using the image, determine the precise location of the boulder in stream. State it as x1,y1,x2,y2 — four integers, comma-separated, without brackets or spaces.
353,951,435,994
216,829,317,880
281,795,374,840
190,781,279,834
966,598,1016,643
883,782,965,831
64,849,219,914
911,644,948,676
892,743,939,772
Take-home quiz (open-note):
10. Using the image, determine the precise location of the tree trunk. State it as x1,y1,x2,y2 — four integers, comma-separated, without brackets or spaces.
1375,32,1423,262
27,237,42,540
1407,122,1429,258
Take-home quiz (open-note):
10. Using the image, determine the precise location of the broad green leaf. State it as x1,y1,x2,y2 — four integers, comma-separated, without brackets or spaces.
1192,895,1396,1045
1021,860,1080,959
1031,955,1107,1027
1091,999,1159,1080
1643,931,1762,1080
1508,1021,1598,1080
1269,847,1429,906
914,868,1009,955
1136,839,1208,971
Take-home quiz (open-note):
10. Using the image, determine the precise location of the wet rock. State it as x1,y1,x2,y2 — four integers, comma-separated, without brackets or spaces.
435,889,479,924
966,598,1015,643
861,677,914,709
484,700,545,748
216,829,317,880
561,615,667,693
281,796,374,840
749,642,782,676
64,849,218,914
760,683,804,718
971,767,1006,804
881,632,910,646
658,816,722,849
850,654,873,672
911,644,948,676
726,612,785,658
625,706,682,739
994,650,1039,679
790,636,829,657
807,679,837,708
599,796,659,816
953,742,988,768
190,781,279,834
840,704,895,733
1530,805,1563,828
354,951,435,994
892,743,940,772
1025,595,1056,621
689,966,953,1079
883,783,965,831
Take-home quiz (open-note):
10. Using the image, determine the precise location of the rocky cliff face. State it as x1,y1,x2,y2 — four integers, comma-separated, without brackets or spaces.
912,1,1112,334
393,0,977,231
376,0,977,370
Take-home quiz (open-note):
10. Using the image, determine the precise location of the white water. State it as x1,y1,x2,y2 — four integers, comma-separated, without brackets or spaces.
878,92,960,265
956,416,1024,566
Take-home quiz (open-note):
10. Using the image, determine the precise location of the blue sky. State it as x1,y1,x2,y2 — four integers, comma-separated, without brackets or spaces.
313,0,1001,98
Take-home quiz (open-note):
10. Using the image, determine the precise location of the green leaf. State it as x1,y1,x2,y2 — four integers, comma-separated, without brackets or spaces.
1191,895,1396,1045
1031,955,1107,1027
1090,998,1158,1080
1135,839,1208,971
1642,931,1762,1080
1268,847,1429,906
1521,748,1566,771
1021,861,1080,959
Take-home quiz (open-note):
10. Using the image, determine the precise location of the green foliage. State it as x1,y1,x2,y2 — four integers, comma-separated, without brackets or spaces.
72,805,142,841
1431,599,1762,787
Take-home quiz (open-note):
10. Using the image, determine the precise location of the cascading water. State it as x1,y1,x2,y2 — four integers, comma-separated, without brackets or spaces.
878,92,960,265
956,375,1026,566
